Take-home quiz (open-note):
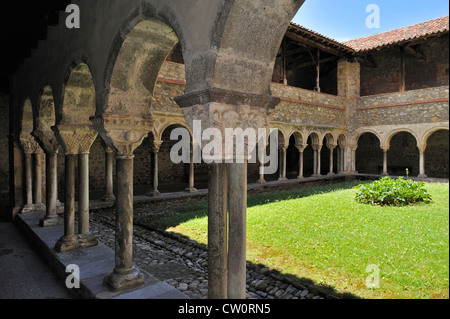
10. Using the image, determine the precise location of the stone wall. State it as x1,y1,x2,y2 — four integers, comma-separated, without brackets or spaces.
354,86,449,128
270,83,347,127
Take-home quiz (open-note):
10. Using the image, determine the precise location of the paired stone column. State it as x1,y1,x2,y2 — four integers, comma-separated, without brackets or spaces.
327,143,337,176
92,114,152,291
312,143,323,177
296,143,307,179
417,144,428,179
33,150,45,211
278,146,288,182
381,146,389,176
103,146,116,202
147,141,163,197
19,135,36,213
350,146,358,174
33,130,63,227
257,144,267,184
176,87,279,299
52,125,98,252
185,143,198,193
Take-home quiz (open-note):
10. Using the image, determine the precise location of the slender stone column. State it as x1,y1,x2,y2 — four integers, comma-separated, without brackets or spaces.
92,114,152,292
185,144,197,193
33,151,45,210
54,154,79,252
257,147,266,184
32,129,63,227
312,144,322,177
351,147,358,174
296,144,307,179
227,162,247,299
278,146,288,181
327,144,337,176
147,141,163,197
381,147,389,176
317,145,322,177
77,152,98,248
208,163,228,299
103,146,116,202
23,153,34,212
104,154,144,290
40,151,63,226
418,144,428,179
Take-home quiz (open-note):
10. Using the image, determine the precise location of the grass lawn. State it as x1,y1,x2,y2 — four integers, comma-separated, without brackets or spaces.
149,181,449,299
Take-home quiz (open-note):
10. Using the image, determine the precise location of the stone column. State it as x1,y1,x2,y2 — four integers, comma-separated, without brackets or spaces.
327,143,337,176
350,146,358,174
257,145,266,184
103,146,116,202
33,150,45,210
418,144,428,179
185,144,197,193
381,147,389,176
33,130,63,227
312,144,322,177
296,144,307,179
92,114,152,292
176,87,279,300
227,161,247,299
147,141,163,197
54,154,78,252
78,152,98,248
53,125,98,252
278,146,288,182
207,163,228,299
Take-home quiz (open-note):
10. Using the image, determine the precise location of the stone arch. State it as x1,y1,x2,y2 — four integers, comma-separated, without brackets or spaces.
308,131,322,146
36,86,57,133
424,129,449,178
422,126,450,147
60,62,97,125
356,132,383,174
105,18,180,118
385,128,419,150
322,133,337,175
387,131,420,176
154,117,192,143
353,129,382,150
289,131,305,146
21,99,34,136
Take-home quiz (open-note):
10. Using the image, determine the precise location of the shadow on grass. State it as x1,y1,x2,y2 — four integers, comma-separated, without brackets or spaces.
134,181,368,299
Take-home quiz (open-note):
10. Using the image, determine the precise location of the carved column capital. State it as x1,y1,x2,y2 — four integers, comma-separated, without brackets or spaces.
152,140,163,153
417,144,427,153
91,114,153,157
52,124,98,155
327,143,338,151
295,143,308,152
20,134,40,155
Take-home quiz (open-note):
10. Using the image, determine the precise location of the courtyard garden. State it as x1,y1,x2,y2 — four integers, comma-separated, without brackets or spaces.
143,181,449,299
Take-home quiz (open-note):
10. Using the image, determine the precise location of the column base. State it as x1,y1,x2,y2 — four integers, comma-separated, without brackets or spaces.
54,235,80,253
185,187,198,193
146,190,161,197
39,216,63,227
77,233,99,249
32,203,46,211
21,204,35,214
256,179,266,184
102,194,116,202
297,176,304,180
311,174,322,178
417,174,428,179
381,172,389,177
277,177,288,182
327,172,335,176
103,266,145,292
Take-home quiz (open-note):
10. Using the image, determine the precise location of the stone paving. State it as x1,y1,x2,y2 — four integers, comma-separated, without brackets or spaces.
89,208,330,300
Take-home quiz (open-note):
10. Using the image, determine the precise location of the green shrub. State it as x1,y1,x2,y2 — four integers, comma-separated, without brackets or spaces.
355,176,432,206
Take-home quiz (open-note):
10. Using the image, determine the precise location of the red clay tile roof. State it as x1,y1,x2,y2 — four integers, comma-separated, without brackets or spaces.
343,16,449,53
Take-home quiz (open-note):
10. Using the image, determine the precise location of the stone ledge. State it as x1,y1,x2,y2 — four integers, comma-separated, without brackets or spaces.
14,211,189,300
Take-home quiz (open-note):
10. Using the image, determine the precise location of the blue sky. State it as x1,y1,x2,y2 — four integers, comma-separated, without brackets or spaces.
292,0,449,42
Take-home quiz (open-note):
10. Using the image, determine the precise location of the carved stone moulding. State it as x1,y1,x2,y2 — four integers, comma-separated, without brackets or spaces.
19,134,41,154
91,113,154,157
52,124,99,155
